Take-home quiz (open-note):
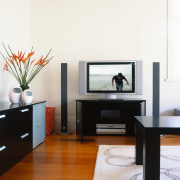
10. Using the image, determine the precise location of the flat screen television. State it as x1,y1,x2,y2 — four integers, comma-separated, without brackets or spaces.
79,60,143,96
87,62,135,93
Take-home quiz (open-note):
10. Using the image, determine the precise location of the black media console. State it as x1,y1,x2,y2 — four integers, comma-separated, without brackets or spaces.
76,99,146,142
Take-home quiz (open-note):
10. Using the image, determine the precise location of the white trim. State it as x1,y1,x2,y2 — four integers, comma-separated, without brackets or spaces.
164,78,180,82
166,0,180,81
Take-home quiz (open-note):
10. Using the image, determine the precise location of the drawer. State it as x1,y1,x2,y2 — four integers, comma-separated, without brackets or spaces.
0,111,15,145
15,107,32,136
0,143,16,175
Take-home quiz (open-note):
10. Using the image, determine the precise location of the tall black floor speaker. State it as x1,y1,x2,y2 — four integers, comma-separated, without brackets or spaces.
57,63,72,135
153,62,160,122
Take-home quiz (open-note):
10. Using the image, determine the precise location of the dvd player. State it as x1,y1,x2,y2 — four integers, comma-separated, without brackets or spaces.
96,124,126,134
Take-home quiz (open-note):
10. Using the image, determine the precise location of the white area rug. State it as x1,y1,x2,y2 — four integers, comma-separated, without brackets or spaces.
93,145,180,180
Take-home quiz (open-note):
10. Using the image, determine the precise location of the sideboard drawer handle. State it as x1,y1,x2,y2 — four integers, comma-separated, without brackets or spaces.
20,133,29,139
0,114,6,119
0,145,6,152
20,108,29,113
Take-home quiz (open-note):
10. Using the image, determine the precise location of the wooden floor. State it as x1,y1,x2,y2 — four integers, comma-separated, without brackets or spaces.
1,131,180,180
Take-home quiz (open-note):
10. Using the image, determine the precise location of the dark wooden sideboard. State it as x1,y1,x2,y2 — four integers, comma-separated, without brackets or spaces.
76,99,146,142
0,101,46,176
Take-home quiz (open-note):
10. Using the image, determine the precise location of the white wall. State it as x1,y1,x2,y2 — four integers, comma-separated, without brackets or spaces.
1,0,180,130
0,0,31,102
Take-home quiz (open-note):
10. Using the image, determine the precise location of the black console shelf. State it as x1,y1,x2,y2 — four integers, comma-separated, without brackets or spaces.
76,99,146,142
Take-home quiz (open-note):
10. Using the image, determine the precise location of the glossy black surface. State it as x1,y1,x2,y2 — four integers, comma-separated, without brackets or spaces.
0,101,46,112
135,116,180,128
0,101,45,176
76,99,146,139
77,98,145,102
135,116,180,180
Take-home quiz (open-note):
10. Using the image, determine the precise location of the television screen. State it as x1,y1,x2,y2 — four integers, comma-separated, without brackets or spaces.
87,61,136,93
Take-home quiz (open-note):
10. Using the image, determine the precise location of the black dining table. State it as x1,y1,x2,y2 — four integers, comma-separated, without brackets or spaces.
135,116,180,180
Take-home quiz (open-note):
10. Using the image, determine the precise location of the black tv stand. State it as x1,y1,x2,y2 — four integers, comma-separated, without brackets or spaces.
76,98,146,142
97,98,125,101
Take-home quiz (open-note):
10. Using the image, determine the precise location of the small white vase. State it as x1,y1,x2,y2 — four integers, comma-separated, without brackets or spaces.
9,86,22,104
21,89,33,105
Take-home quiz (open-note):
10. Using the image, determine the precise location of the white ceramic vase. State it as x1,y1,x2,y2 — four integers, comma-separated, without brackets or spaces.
9,86,22,104
21,89,33,105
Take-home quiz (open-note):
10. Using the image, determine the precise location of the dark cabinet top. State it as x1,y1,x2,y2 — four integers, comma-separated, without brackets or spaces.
0,101,46,112
76,98,146,102
135,116,180,128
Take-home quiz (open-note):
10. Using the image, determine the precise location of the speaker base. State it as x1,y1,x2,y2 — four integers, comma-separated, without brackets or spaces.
56,131,73,135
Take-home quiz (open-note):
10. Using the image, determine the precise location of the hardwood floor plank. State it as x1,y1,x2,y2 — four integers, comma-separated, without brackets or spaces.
0,131,180,180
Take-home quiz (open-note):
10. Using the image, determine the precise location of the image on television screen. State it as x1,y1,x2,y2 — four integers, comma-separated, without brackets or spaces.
87,62,135,93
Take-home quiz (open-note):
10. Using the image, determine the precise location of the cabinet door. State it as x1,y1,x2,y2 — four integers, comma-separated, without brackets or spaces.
82,102,99,135
14,106,32,160
76,101,82,135
33,103,46,149
122,101,143,136
0,110,16,175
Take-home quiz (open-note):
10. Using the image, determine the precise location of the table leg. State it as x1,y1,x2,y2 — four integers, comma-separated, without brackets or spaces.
135,123,143,165
143,132,160,180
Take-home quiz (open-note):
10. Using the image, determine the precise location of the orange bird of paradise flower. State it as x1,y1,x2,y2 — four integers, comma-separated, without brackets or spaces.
0,43,54,90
